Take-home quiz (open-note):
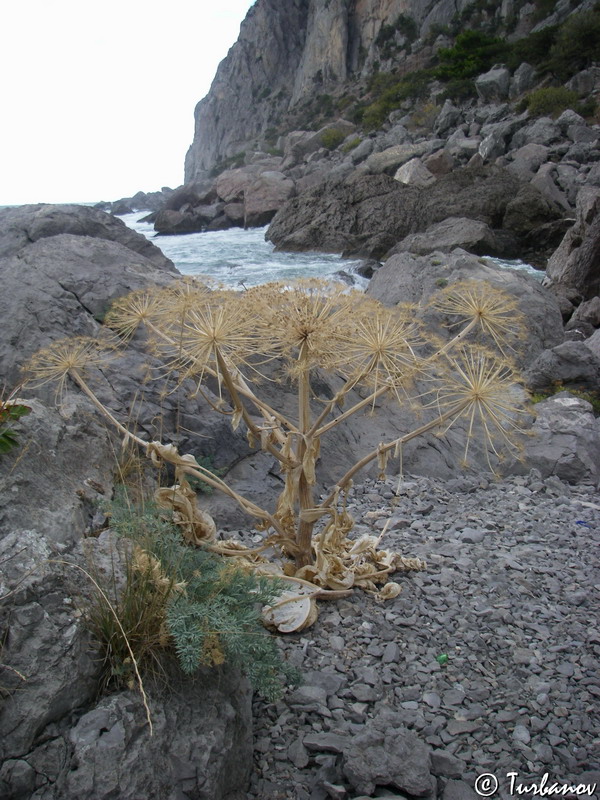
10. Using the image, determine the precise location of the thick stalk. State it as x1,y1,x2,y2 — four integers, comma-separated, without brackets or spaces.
295,345,315,569
214,349,294,468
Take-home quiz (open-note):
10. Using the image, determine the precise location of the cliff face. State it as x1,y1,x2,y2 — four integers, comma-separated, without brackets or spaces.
185,0,474,181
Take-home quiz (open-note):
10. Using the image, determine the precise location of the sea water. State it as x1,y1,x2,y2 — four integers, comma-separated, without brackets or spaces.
123,213,367,288
123,212,542,287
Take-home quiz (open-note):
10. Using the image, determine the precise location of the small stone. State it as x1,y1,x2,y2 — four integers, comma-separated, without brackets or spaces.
446,719,481,735
423,691,442,709
443,779,480,800
556,662,575,677
288,739,310,768
350,684,379,702
288,686,328,708
322,782,348,800
512,724,531,744
382,642,400,663
430,749,466,778
303,733,348,754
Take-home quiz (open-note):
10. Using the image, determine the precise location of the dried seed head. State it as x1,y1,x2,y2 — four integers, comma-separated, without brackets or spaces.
430,279,525,352
249,280,366,372
24,336,116,396
424,344,527,466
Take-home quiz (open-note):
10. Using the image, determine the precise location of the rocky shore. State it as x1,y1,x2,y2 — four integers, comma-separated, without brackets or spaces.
2,0,600,792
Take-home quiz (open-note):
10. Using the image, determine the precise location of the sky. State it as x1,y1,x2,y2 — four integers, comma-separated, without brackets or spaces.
0,0,256,206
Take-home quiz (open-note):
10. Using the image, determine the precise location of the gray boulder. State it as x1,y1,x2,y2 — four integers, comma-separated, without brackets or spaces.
531,163,572,212
267,166,561,260
342,712,434,797
0,204,174,270
509,62,537,98
244,170,296,227
585,327,600,359
524,341,600,394
387,217,513,258
154,208,210,234
546,186,600,298
0,233,175,386
394,158,435,186
61,670,251,800
570,296,600,327
510,117,563,149
365,142,431,174
475,65,511,103
433,100,463,136
507,143,550,179
519,393,600,484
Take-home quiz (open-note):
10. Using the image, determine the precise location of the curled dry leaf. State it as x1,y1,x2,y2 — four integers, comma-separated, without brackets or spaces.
262,586,318,633
376,582,402,600
154,483,217,545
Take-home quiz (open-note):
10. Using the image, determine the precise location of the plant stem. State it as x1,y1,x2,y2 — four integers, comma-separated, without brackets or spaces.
296,345,315,569
319,399,471,509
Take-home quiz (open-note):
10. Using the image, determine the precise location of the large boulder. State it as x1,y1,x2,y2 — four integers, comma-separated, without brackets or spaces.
0,204,174,270
475,65,511,103
517,393,600,484
387,217,515,259
365,142,431,174
524,341,600,394
545,187,600,299
267,166,562,260
243,170,296,227
367,249,564,361
0,233,175,386
341,711,434,796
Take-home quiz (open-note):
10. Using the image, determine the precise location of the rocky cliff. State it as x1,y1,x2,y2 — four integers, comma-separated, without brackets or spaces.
185,0,482,180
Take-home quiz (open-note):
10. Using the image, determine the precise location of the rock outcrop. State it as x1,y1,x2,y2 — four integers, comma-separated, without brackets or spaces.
0,205,254,800
266,166,560,259
545,186,600,300
185,0,482,181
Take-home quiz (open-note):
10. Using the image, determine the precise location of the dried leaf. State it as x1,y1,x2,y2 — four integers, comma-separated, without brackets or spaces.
262,589,318,633
376,582,402,600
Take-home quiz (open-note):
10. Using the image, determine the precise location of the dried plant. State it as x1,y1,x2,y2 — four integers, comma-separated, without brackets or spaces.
25,278,528,631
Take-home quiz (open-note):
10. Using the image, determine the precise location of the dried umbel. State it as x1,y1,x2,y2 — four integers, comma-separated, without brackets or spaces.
24,278,529,631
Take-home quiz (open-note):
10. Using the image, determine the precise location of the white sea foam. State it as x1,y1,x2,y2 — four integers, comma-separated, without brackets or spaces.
123,212,542,287
123,213,367,289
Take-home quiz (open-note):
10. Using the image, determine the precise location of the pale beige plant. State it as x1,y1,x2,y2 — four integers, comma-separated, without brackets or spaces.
25,277,529,631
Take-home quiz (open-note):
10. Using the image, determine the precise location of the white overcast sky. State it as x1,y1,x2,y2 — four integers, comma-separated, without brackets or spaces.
0,0,256,206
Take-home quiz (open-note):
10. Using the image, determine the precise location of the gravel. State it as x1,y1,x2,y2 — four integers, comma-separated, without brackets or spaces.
244,470,600,800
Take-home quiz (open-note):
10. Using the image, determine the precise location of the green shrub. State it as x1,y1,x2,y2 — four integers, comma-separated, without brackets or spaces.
341,137,361,153
88,493,298,699
435,30,509,81
525,86,581,117
0,388,31,456
320,128,346,150
441,78,478,102
548,10,600,81
361,70,433,130
507,25,559,70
